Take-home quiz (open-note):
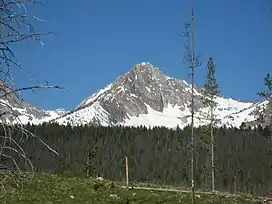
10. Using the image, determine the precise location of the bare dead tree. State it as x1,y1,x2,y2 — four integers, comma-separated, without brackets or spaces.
181,1,200,203
0,0,61,198
190,6,195,204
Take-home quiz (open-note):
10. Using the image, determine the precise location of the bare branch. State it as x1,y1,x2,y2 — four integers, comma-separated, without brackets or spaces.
1,84,64,99
0,0,61,197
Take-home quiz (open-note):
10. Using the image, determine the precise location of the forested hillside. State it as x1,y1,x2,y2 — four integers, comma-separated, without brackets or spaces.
4,123,271,197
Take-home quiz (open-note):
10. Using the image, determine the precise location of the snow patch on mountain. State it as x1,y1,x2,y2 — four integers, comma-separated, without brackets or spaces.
14,109,63,125
58,101,110,126
77,83,113,108
121,97,263,129
123,103,191,128
195,97,257,127
1,102,66,125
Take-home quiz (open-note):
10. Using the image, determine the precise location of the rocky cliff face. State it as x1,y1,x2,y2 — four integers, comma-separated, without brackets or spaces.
55,62,268,128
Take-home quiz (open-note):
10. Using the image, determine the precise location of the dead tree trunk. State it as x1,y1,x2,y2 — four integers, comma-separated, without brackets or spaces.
190,2,196,204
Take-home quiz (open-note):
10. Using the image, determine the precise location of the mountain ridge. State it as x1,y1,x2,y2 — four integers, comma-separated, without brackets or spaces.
53,62,267,128
0,62,267,128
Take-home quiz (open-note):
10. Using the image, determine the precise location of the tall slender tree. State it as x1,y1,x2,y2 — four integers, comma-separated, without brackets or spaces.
190,5,196,204
202,57,220,192
181,0,201,202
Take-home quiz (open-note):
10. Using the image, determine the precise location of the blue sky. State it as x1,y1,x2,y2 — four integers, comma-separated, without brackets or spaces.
14,0,272,110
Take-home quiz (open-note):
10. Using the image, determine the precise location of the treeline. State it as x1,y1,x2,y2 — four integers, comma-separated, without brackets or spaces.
4,123,272,196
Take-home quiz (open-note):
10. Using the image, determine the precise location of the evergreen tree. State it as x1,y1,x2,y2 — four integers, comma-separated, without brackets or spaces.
202,57,220,192
257,73,272,137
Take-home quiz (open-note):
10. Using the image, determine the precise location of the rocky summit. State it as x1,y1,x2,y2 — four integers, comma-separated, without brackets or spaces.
53,62,268,128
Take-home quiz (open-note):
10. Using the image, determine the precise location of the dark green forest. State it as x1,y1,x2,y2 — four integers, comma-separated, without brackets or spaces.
3,123,272,197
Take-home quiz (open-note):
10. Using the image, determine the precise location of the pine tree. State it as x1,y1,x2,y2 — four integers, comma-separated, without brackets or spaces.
257,73,272,138
202,57,220,192
203,58,220,101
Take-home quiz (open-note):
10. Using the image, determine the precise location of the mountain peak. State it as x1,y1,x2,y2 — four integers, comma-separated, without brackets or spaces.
54,62,267,128
129,62,160,73
125,62,165,82
139,61,152,66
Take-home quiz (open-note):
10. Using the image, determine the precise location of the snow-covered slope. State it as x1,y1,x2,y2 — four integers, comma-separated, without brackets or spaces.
121,95,267,128
0,98,67,125
55,62,267,128
76,83,113,109
0,80,67,124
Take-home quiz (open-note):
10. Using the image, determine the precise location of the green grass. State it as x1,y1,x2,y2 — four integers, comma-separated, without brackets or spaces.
1,173,269,203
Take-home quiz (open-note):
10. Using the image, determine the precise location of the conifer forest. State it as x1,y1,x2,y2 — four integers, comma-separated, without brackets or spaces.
5,123,272,197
